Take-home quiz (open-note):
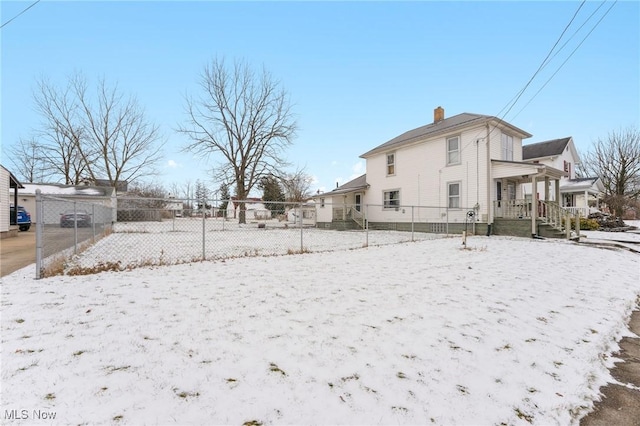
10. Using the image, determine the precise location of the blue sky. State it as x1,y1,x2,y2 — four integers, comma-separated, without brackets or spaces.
1,1,638,195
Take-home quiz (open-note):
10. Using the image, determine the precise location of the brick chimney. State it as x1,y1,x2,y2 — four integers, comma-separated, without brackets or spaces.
434,106,444,123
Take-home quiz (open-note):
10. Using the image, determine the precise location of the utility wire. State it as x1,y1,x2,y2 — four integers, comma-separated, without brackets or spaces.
512,0,618,120
460,0,598,154
495,0,586,127
1,0,41,30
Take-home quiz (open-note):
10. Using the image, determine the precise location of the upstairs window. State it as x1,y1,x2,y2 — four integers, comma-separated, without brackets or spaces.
383,190,400,209
501,134,514,161
564,160,571,175
386,153,395,175
447,136,460,165
320,198,325,208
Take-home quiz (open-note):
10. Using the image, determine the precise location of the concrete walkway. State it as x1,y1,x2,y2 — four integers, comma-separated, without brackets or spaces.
580,308,640,426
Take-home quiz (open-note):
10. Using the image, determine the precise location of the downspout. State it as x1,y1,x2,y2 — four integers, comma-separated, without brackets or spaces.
486,123,492,235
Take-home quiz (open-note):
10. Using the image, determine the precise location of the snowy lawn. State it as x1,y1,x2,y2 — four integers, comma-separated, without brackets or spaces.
1,234,639,425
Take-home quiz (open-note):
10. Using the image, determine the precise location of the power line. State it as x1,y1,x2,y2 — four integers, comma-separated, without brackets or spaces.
512,0,618,120
495,0,586,126
1,0,41,30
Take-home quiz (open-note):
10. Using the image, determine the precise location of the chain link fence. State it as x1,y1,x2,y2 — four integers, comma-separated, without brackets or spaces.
36,191,115,278
36,196,483,278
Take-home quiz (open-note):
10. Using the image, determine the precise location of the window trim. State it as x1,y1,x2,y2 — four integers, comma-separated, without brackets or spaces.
446,136,460,165
383,189,400,210
386,152,396,176
447,181,461,209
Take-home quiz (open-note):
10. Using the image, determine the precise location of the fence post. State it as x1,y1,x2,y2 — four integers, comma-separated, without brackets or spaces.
446,207,449,236
299,202,303,252
35,190,43,279
202,200,206,260
365,204,369,247
411,206,415,242
92,204,96,242
73,201,78,254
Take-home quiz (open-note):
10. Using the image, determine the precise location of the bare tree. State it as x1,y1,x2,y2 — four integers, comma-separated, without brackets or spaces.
178,58,297,223
74,76,164,186
31,73,164,187
33,76,90,184
281,168,313,202
7,137,51,183
580,126,640,217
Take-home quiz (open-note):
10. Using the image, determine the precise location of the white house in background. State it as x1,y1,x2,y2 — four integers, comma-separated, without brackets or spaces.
522,137,603,216
314,106,573,237
286,200,316,225
16,183,117,224
1,165,24,235
226,198,271,220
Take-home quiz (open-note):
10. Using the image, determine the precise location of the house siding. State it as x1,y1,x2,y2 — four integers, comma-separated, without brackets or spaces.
1,168,10,233
365,124,492,223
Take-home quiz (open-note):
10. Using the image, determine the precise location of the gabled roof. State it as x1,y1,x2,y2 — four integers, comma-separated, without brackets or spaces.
315,174,368,197
1,165,24,189
560,177,604,193
522,137,572,160
360,112,532,158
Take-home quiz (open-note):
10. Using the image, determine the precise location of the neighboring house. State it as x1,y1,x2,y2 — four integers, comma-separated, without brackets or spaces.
286,200,316,225
17,183,117,224
522,137,603,216
314,106,573,238
1,165,24,236
226,198,271,220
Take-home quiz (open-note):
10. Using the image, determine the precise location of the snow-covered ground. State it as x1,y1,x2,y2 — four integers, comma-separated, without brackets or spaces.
2,227,639,425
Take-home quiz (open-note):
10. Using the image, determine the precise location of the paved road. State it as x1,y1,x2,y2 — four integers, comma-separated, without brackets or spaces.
581,309,640,426
0,230,36,277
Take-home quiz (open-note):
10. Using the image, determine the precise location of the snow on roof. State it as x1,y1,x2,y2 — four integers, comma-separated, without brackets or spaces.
18,183,112,197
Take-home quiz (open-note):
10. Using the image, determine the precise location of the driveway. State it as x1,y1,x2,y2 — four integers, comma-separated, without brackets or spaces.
0,230,36,277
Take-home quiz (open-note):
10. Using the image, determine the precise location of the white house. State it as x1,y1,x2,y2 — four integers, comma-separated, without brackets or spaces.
315,107,573,238
1,165,24,236
226,198,272,221
522,137,603,216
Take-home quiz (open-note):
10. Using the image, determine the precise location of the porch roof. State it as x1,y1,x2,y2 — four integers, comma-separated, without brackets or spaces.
560,177,604,194
314,174,369,197
491,160,567,181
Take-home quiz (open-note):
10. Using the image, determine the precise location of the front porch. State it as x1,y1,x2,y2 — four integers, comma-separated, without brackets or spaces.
491,160,576,238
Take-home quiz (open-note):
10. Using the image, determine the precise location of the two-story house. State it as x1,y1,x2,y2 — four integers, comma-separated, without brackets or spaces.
315,107,574,238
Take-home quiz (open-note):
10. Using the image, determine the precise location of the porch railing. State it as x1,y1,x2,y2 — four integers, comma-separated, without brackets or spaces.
494,199,575,231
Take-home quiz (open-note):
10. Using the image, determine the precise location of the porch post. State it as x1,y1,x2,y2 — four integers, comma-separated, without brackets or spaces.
531,175,538,237
584,189,589,216
544,176,550,201
555,179,561,225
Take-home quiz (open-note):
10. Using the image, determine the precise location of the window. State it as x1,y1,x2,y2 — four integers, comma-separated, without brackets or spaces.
564,160,571,175
383,190,400,209
386,153,395,175
320,198,325,208
447,136,460,165
448,182,460,208
501,134,514,161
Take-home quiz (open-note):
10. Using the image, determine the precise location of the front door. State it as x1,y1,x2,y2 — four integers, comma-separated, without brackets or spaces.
355,193,362,212
496,181,503,217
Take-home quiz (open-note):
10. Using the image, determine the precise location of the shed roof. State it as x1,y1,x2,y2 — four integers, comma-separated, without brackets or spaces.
315,174,368,197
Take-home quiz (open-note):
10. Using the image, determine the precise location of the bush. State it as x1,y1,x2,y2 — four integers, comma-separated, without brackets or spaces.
577,217,600,230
